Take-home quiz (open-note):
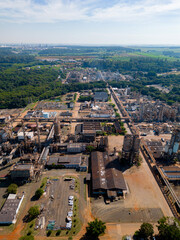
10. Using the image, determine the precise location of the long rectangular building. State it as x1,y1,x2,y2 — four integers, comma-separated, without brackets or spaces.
0,194,24,225
91,151,127,199
46,154,87,171
161,166,180,180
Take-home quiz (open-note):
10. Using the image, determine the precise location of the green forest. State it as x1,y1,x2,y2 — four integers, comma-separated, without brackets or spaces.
0,67,106,108
83,57,180,73
0,46,179,108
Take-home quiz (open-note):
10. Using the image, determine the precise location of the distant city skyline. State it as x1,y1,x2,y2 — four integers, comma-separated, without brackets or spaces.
0,0,180,45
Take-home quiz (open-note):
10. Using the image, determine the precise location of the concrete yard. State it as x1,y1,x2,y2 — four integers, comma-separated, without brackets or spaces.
44,177,75,229
91,154,173,223
92,199,163,223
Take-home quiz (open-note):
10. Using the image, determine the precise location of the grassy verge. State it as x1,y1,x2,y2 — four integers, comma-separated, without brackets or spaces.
21,219,37,237
40,177,47,190
74,93,77,101
0,224,15,235
75,178,80,194
23,102,37,112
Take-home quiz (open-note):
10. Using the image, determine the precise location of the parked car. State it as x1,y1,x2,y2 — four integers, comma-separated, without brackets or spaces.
68,211,73,217
66,222,72,229
68,195,74,200
68,201,73,206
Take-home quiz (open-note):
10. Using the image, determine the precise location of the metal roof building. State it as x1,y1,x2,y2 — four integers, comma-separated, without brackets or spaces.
10,164,35,181
46,154,87,171
161,166,180,180
0,194,24,225
91,151,127,199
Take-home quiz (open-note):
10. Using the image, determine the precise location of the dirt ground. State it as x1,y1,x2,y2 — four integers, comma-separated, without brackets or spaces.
124,155,173,217
100,222,159,240
91,152,173,224
108,135,124,152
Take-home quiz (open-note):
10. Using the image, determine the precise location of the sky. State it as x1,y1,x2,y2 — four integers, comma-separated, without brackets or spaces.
0,0,180,45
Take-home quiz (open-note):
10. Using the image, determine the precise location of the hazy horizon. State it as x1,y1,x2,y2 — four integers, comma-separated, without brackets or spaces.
1,43,180,47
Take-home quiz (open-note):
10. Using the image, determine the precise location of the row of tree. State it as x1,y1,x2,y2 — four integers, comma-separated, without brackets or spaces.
83,217,180,239
134,217,180,240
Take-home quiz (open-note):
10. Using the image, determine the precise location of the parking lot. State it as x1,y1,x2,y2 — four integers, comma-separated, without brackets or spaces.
44,177,75,229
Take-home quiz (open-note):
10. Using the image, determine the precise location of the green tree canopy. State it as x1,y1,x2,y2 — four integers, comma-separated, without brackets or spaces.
35,188,44,199
19,236,34,240
138,222,154,239
86,218,106,237
157,217,180,240
86,145,95,153
28,206,40,220
7,183,18,194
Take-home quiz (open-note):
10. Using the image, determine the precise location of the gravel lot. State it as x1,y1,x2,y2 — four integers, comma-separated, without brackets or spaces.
44,177,75,229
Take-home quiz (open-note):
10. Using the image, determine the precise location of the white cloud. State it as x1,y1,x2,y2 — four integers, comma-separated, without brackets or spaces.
92,0,180,21
0,0,180,23
0,0,88,23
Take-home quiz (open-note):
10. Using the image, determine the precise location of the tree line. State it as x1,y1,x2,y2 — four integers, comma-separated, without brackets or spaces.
83,57,180,74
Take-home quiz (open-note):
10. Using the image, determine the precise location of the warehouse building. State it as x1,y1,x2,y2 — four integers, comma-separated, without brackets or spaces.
161,166,180,180
91,151,127,200
67,143,86,153
0,194,24,225
11,164,35,181
46,154,87,171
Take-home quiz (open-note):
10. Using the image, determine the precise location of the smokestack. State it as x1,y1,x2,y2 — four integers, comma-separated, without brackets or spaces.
36,118,41,151
54,118,61,143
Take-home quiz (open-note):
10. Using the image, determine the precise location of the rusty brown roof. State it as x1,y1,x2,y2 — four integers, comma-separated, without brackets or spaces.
91,151,127,191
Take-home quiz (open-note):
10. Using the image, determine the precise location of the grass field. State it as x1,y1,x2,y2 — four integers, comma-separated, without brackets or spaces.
127,52,177,61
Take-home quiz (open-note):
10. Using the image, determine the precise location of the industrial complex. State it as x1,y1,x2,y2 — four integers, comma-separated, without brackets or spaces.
0,78,179,239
